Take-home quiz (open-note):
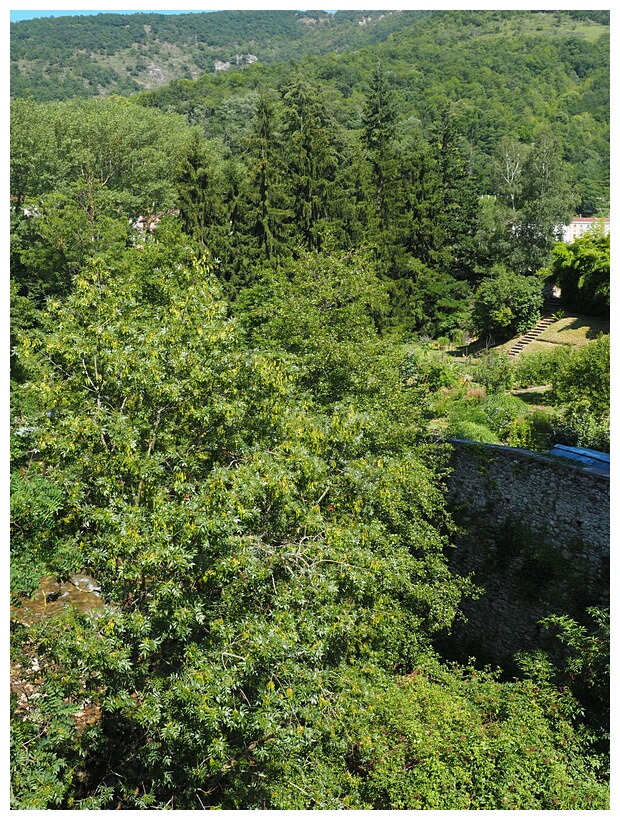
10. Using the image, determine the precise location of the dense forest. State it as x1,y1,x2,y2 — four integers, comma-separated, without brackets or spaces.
10,9,609,809
10,10,431,100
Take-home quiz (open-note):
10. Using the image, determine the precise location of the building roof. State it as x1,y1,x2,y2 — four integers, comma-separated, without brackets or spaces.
548,444,609,476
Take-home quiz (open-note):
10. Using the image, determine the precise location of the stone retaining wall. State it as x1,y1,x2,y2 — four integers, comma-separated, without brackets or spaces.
438,440,609,669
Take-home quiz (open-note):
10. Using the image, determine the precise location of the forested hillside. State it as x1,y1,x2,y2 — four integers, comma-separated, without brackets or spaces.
11,9,430,100
10,9,609,809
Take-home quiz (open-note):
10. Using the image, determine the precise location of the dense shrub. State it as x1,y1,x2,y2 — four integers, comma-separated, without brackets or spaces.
401,347,460,393
553,334,609,418
551,402,610,453
479,392,530,436
344,657,609,810
470,266,544,341
513,345,571,388
470,350,514,393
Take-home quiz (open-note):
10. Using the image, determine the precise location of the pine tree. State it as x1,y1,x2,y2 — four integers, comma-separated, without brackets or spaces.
241,87,291,264
175,132,226,253
431,103,480,281
361,61,398,233
281,77,340,251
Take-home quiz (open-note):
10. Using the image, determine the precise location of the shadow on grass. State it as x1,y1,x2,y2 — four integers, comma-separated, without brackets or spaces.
556,316,610,340
444,339,511,359
445,314,608,358
510,388,557,407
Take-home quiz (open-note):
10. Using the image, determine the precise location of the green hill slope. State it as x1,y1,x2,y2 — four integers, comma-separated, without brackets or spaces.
10,9,430,101
134,9,609,216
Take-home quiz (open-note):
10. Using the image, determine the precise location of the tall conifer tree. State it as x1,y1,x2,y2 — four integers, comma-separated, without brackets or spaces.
281,77,339,251
362,61,398,233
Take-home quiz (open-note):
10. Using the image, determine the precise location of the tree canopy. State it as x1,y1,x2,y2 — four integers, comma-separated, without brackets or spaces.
10,11,610,808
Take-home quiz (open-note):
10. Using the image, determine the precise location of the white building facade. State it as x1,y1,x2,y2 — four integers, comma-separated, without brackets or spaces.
562,216,610,243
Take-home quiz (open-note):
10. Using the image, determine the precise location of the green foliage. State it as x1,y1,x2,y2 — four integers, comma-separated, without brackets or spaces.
479,393,529,437
552,333,609,417
362,60,398,233
11,9,609,327
13,9,608,221
10,97,192,327
400,347,460,394
528,409,555,449
9,12,610,806
237,251,393,410
539,607,609,735
512,345,571,388
448,421,500,445
10,96,188,211
11,10,430,102
471,266,543,340
281,77,342,252
390,262,472,338
511,336,611,450
11,235,476,808
509,129,576,273
550,230,610,317
470,350,514,394
340,658,608,809
443,390,553,451
551,402,610,453
175,132,228,255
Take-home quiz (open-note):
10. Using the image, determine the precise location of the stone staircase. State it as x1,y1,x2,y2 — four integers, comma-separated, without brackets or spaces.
507,297,563,359
543,295,563,315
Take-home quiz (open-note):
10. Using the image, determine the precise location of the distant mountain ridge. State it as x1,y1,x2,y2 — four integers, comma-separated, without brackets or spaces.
10,9,431,101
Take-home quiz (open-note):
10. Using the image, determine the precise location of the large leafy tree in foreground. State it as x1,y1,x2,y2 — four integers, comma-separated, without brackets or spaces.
11,231,608,808
11,231,470,807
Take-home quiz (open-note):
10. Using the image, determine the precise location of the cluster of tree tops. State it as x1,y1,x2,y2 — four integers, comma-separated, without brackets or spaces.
12,9,609,219
9,10,436,103
10,9,430,72
10,167,610,811
10,63,609,358
10,17,609,808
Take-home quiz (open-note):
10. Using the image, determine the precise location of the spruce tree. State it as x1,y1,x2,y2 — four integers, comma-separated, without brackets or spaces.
281,77,340,252
361,61,398,234
175,132,227,254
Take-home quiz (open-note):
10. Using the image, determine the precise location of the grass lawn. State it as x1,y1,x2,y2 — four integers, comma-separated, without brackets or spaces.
488,313,609,357
535,315,609,346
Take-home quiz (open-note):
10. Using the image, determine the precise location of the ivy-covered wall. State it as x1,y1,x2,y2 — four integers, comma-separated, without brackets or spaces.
440,440,609,669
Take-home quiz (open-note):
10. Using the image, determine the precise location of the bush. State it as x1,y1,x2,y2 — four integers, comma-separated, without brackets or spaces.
470,350,514,393
450,328,465,346
346,657,609,810
513,346,571,388
480,392,530,436
551,401,610,453
503,416,534,448
448,420,501,443
401,347,460,392
553,334,609,418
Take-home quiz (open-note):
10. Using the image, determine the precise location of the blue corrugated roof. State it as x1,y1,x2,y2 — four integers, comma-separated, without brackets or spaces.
548,444,610,475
